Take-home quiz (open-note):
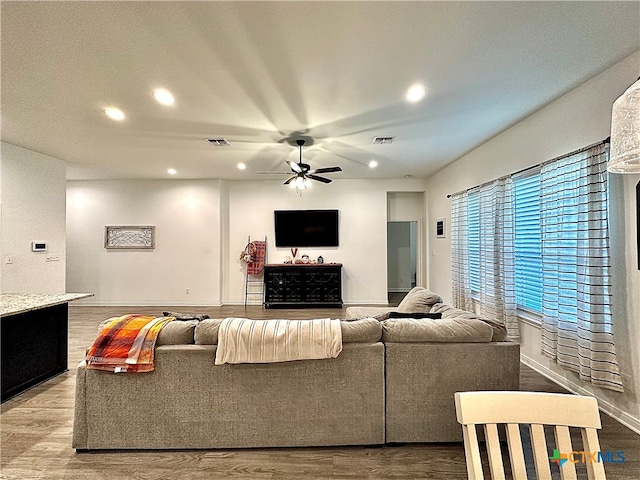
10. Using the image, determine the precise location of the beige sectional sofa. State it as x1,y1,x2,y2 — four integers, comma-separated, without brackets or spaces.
73,288,520,450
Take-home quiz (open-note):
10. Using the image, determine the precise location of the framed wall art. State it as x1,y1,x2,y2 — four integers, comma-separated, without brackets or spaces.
104,226,155,249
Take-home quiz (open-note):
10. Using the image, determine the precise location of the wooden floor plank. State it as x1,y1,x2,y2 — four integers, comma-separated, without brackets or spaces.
1,305,638,479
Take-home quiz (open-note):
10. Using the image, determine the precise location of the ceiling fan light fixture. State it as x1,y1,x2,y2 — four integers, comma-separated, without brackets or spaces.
609,78,640,174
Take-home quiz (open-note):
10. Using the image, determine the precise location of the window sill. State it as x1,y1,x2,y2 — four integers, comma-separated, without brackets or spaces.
518,309,542,328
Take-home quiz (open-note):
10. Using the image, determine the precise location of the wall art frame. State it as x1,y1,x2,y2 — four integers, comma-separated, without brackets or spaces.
104,225,155,249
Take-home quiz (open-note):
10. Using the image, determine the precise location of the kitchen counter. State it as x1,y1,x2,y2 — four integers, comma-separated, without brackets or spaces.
1,292,93,403
1,293,93,316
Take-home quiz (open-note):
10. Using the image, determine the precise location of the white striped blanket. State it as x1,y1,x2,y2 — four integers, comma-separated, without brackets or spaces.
215,318,342,365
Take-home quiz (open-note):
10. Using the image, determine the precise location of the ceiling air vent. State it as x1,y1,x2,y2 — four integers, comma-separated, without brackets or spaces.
206,138,231,147
372,136,395,145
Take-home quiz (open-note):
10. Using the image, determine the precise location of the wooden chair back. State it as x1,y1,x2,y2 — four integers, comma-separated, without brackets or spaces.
454,391,605,480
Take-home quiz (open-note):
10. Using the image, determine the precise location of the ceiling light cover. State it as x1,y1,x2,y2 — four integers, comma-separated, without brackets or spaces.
368,160,378,168
237,163,246,170
167,168,177,175
153,88,175,106
406,84,426,103
609,79,640,174
104,107,125,121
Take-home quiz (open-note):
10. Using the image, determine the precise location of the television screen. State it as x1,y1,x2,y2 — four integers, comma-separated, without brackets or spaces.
274,210,339,247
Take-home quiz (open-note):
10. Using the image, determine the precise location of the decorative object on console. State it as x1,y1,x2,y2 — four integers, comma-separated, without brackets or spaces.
609,77,640,173
105,225,155,249
301,254,310,264
317,255,324,264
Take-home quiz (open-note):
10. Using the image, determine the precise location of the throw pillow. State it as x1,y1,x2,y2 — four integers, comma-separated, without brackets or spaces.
162,311,211,321
396,287,443,313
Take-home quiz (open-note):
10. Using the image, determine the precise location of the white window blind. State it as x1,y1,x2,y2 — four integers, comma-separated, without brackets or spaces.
513,172,542,312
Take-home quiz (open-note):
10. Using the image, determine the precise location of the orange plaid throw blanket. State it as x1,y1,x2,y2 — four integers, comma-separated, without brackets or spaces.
86,314,173,373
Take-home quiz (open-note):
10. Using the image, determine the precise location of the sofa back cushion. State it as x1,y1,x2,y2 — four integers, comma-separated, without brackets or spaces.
194,318,382,345
381,317,493,343
429,303,508,342
156,320,198,345
396,287,443,313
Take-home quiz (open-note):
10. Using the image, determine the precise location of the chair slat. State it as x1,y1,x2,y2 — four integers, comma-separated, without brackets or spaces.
530,424,552,480
484,423,505,480
505,423,527,479
554,425,577,480
463,424,484,480
582,428,606,480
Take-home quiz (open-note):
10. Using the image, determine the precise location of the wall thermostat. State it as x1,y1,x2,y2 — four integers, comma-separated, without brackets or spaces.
32,241,48,252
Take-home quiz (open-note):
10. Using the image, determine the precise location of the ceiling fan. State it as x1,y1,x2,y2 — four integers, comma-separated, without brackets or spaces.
284,139,342,189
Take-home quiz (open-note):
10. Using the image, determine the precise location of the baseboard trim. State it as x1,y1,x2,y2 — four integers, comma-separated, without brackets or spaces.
521,355,640,435
71,301,223,307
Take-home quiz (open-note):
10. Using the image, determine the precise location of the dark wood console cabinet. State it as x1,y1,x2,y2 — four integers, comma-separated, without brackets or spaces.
264,264,343,308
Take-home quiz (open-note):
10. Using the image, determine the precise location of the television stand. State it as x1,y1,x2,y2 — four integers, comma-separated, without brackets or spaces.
263,263,343,309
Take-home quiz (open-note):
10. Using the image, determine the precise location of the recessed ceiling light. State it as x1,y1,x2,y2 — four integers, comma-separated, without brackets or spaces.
237,163,246,170
368,160,378,168
104,107,125,121
153,88,175,106
167,168,177,175
406,84,426,103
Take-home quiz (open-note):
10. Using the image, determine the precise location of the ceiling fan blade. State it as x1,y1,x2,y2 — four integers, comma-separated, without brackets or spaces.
307,174,332,184
286,160,302,174
283,176,297,185
308,166,342,174
256,171,290,175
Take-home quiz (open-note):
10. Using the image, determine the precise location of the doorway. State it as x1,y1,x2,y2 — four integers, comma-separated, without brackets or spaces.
387,221,417,305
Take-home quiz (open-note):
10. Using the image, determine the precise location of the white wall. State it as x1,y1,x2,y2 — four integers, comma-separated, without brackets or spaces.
224,179,427,305
66,177,427,306
425,50,640,432
1,142,67,293
66,179,223,306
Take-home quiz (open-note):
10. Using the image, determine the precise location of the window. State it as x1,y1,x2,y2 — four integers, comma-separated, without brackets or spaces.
513,172,542,313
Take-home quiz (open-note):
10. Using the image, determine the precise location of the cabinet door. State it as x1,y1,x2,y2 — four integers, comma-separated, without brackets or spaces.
283,270,303,301
322,268,342,302
265,271,286,302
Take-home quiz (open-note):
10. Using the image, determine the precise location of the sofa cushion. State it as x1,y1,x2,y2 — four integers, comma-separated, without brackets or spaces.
429,303,508,342
341,318,382,342
195,318,224,345
157,320,197,345
195,318,382,345
381,318,493,343
396,287,443,313
388,311,442,319
345,306,395,321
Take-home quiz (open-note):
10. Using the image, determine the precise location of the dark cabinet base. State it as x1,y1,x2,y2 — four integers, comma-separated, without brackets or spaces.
264,264,343,309
1,304,68,403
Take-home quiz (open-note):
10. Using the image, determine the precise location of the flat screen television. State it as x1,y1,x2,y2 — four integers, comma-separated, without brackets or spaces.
274,209,339,247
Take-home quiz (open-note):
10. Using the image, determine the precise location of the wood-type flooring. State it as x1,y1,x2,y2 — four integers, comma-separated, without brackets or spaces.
1,305,638,479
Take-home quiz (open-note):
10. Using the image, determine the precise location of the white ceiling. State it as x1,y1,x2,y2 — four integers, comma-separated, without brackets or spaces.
2,1,639,181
